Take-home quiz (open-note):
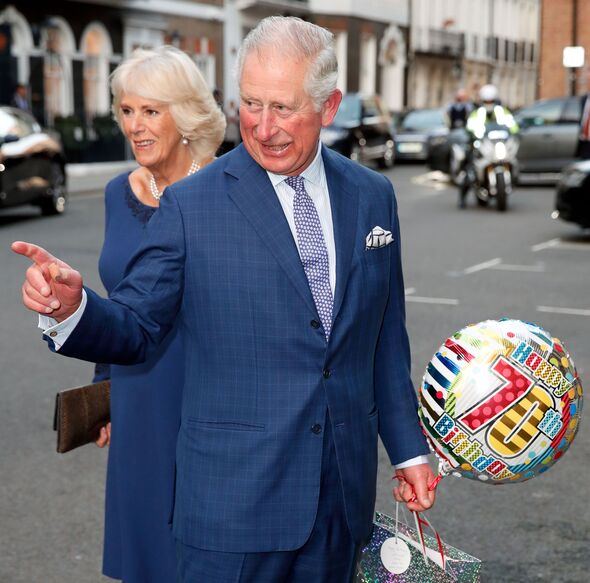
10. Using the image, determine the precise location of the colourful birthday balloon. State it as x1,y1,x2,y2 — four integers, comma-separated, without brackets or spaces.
418,319,583,484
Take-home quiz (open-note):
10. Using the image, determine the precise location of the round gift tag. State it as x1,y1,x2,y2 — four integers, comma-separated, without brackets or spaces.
380,536,412,574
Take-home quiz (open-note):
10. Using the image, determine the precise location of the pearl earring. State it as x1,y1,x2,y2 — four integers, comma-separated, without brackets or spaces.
182,135,189,145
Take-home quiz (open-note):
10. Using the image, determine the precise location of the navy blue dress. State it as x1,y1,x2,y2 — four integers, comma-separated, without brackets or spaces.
96,172,183,582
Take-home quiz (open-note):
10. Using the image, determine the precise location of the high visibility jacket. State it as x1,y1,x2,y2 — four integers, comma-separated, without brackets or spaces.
466,105,519,139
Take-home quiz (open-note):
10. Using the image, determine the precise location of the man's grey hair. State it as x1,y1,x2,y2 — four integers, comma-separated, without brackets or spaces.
236,16,338,111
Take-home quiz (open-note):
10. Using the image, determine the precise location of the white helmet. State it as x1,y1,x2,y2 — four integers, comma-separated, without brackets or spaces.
479,84,498,103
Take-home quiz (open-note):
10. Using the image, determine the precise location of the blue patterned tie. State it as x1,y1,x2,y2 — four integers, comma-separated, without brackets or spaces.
286,175,333,340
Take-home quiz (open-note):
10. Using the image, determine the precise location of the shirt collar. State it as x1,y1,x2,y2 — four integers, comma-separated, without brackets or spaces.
266,141,324,188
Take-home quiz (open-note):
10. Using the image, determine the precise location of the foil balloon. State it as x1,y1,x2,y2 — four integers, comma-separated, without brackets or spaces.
418,319,583,484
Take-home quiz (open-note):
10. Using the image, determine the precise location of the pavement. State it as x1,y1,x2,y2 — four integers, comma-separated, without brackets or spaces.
66,160,137,195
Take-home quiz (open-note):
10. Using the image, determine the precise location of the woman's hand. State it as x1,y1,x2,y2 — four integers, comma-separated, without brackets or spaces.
95,422,112,448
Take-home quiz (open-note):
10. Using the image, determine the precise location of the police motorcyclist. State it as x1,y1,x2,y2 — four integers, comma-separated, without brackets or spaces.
458,84,518,208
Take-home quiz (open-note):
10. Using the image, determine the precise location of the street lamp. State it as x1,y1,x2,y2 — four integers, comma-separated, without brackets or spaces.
563,46,585,96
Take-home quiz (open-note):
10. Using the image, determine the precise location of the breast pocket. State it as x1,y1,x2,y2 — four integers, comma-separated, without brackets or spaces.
363,244,392,266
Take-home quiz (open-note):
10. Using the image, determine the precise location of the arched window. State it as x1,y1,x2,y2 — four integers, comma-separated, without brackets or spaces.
80,22,112,125
0,6,34,108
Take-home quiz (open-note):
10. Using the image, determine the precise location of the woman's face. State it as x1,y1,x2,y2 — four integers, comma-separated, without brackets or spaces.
119,93,183,171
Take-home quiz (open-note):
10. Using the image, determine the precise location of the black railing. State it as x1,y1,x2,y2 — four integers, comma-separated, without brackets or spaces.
427,28,465,57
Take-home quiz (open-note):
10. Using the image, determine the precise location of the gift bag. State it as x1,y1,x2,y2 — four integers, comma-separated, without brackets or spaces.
355,505,481,583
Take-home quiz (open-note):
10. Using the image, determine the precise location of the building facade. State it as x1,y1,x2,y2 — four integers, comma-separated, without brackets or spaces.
310,0,409,113
538,0,590,98
0,0,546,163
0,1,224,161
409,0,540,110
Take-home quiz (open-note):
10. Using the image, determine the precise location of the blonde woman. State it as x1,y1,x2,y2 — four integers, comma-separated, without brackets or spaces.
94,46,224,582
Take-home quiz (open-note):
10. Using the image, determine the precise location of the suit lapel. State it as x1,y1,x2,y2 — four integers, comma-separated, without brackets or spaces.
224,146,317,317
323,148,359,322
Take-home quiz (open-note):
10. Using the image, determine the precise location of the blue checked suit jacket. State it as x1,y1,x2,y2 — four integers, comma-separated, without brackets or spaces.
55,144,429,552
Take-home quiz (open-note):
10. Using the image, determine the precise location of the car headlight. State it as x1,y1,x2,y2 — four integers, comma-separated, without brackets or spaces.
561,170,587,188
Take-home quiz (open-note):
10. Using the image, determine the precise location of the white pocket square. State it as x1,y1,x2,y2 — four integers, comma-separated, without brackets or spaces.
365,226,393,250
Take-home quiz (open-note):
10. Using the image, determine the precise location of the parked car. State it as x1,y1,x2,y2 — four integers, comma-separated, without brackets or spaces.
393,108,448,161
553,159,590,229
0,106,67,215
320,93,395,168
429,96,583,180
515,96,582,174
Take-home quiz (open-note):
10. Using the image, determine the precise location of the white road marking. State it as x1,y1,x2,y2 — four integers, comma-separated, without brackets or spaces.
490,263,546,273
531,238,560,252
410,171,450,193
532,238,589,252
406,296,459,306
537,306,590,317
404,288,416,295
462,257,502,274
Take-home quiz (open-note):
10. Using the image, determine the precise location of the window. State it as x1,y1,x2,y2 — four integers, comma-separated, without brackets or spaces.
517,99,564,125
362,98,381,119
332,94,361,126
0,109,33,137
561,97,582,123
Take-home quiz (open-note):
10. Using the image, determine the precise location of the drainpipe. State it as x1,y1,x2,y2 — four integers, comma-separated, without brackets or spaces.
571,0,578,95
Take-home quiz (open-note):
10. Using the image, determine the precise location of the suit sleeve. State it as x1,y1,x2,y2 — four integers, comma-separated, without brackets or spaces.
373,179,430,466
57,187,186,365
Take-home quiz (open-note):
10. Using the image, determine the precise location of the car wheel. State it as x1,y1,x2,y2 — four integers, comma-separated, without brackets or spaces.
377,143,395,169
40,162,67,216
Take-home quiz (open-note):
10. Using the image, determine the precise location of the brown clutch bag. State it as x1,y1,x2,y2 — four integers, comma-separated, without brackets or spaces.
53,380,111,453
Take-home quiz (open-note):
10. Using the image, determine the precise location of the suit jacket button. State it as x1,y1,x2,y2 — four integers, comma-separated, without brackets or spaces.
322,369,331,379
311,424,322,434
310,319,320,329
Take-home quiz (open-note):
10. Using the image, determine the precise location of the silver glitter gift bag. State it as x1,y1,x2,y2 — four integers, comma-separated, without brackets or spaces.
355,507,481,583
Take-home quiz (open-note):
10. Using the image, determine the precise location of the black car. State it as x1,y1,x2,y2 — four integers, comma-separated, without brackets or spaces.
553,160,590,229
320,93,395,169
0,106,67,215
394,108,448,161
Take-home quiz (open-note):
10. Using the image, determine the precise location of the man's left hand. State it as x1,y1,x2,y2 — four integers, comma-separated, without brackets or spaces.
393,463,436,513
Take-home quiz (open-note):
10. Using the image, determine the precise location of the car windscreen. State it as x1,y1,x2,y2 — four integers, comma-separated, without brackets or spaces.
331,95,362,128
0,110,18,138
400,109,445,131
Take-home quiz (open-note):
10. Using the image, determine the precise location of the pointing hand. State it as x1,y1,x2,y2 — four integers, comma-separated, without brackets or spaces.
11,241,84,322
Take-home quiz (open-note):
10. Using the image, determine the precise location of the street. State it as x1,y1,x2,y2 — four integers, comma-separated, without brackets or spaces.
1,163,589,583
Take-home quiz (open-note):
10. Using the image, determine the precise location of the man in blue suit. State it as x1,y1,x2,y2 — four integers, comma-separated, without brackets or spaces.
14,16,435,582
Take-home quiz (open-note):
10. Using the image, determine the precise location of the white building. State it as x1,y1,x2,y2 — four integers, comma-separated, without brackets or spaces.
409,0,540,109
309,0,409,112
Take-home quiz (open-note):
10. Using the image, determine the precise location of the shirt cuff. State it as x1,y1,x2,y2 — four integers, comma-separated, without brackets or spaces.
393,454,430,470
38,290,87,351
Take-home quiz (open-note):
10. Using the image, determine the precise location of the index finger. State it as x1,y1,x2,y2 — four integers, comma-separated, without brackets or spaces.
11,241,55,266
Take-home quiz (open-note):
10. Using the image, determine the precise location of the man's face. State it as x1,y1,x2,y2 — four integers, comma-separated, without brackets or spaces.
239,48,341,176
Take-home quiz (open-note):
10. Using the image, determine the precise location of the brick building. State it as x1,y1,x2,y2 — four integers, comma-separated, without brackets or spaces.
539,0,590,98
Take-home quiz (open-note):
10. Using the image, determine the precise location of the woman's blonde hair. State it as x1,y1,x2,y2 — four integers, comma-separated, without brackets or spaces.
110,45,226,161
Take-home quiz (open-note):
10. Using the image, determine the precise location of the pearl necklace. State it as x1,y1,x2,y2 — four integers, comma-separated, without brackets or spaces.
149,160,200,200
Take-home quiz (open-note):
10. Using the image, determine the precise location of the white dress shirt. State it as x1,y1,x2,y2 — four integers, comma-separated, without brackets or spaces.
266,143,336,295
39,142,428,470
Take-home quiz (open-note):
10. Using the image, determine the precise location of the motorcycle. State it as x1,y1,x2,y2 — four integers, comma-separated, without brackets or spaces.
454,122,519,211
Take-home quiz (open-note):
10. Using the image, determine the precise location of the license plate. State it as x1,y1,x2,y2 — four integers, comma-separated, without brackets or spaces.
397,143,423,153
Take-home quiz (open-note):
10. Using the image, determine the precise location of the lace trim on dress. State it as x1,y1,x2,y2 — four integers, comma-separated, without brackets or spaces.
124,180,157,224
